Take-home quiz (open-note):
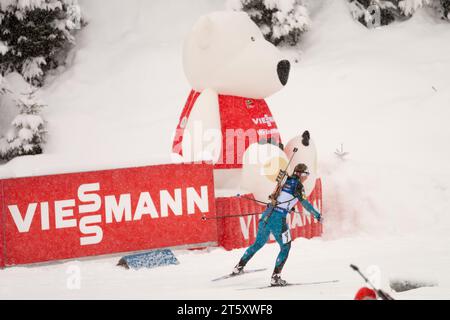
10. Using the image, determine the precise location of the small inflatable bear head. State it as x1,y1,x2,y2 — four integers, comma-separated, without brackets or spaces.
183,11,290,99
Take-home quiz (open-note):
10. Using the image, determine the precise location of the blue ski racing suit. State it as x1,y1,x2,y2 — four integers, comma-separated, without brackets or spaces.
237,175,321,275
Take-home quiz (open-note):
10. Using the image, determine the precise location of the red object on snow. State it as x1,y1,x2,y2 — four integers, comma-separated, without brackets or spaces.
354,287,377,300
172,90,281,169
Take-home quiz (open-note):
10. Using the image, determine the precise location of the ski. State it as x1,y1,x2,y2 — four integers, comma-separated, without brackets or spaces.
212,268,268,282
237,279,339,290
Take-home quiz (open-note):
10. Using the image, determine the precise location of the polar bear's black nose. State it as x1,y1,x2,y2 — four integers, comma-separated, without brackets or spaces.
302,130,310,147
277,60,290,86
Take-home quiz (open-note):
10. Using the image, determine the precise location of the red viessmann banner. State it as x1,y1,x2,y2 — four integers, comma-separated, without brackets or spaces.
0,182,4,268
0,163,217,267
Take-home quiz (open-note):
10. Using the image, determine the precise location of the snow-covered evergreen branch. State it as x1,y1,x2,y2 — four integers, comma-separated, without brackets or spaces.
0,89,47,161
0,0,83,86
228,0,311,46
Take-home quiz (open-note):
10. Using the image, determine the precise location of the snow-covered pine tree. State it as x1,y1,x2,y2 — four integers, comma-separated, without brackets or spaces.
0,75,7,161
0,0,82,86
442,0,450,19
0,74,7,94
396,0,432,16
348,0,397,27
228,0,311,46
394,0,450,19
426,0,450,19
0,90,47,161
348,0,450,26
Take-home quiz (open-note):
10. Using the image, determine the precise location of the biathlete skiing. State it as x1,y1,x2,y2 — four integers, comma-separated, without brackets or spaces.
231,163,322,287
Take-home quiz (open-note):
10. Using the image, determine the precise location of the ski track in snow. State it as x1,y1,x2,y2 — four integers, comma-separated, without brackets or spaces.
1,0,450,299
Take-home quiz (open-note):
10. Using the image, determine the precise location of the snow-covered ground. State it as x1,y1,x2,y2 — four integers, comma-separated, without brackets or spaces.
1,0,450,299
0,235,448,299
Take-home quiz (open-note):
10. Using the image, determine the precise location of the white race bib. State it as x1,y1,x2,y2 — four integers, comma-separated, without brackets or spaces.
282,230,292,244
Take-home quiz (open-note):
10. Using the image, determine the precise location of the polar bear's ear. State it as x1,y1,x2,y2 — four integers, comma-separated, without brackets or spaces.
193,16,214,50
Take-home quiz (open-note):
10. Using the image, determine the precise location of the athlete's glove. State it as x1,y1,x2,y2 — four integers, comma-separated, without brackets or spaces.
314,212,322,222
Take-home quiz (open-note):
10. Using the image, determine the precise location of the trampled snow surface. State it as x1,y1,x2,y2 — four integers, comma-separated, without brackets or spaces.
1,0,450,299
1,235,449,299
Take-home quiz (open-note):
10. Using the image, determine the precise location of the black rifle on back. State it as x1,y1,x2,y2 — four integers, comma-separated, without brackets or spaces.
262,147,298,225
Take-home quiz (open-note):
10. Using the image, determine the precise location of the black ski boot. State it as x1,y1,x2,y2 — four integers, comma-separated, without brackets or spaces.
270,274,288,287
231,263,244,276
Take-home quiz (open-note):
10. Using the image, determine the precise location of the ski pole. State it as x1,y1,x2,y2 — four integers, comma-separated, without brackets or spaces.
236,194,270,206
201,210,321,221
350,264,394,300
237,193,303,206
201,212,263,221
237,195,323,222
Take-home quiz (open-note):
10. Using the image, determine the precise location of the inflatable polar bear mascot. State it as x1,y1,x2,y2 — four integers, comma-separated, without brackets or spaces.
172,11,318,200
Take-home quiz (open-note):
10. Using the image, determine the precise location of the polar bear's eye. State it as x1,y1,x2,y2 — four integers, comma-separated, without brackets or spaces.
251,36,256,42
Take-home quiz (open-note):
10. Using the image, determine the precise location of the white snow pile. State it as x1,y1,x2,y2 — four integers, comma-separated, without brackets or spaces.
0,0,449,299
